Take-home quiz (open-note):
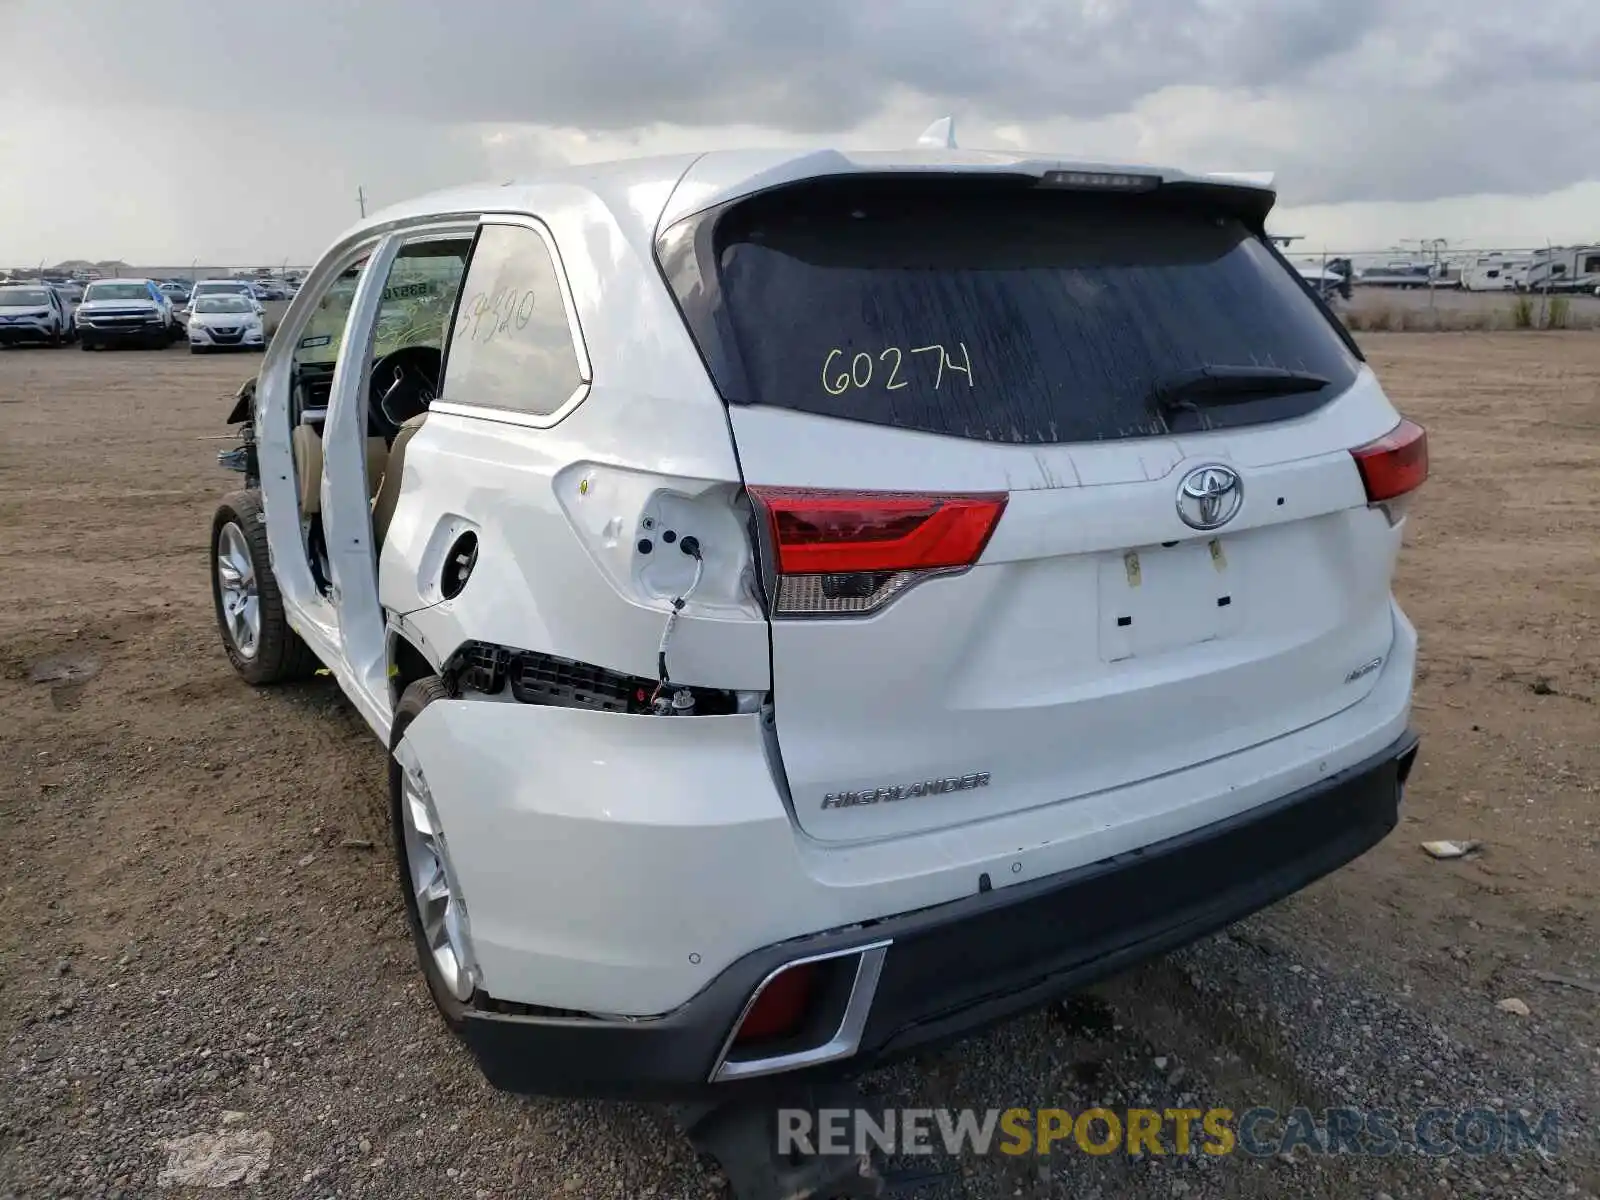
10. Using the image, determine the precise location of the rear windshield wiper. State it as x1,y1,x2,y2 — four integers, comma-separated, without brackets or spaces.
1149,365,1331,415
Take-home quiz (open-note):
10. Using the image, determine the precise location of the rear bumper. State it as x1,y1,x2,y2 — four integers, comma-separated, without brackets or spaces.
452,728,1417,1100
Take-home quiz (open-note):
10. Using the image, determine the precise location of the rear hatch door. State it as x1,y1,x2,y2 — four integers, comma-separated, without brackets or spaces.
666,175,1412,843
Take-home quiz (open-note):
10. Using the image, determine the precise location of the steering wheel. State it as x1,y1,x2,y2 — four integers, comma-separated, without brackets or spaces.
370,345,443,438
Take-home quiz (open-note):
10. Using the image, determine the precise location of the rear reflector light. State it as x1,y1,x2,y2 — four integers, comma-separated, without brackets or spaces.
732,962,817,1045
1351,418,1429,504
747,488,1007,617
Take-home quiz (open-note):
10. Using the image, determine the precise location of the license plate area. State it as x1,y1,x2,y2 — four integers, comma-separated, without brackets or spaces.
1098,538,1240,662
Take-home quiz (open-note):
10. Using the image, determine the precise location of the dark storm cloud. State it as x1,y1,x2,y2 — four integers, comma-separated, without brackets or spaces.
0,0,1395,126
5,0,1599,206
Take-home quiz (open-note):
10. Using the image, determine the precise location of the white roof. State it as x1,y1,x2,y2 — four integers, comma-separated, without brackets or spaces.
349,146,1278,254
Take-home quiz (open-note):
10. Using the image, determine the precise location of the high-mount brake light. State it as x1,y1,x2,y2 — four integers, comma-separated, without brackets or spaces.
1351,418,1428,522
1040,170,1160,192
747,488,1008,618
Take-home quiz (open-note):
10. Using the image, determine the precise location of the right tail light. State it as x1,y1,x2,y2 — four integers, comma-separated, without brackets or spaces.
1351,418,1428,523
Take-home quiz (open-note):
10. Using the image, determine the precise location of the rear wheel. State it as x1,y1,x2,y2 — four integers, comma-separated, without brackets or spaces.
210,489,320,684
390,677,476,1032
79,339,95,351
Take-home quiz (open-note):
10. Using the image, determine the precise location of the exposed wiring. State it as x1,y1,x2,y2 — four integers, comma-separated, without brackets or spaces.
389,593,454,626
654,537,704,702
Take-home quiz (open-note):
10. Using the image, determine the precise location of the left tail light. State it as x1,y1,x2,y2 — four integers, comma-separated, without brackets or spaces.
1351,418,1428,524
746,488,1007,618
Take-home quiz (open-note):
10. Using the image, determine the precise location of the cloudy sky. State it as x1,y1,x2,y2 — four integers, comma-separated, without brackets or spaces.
2,0,1597,267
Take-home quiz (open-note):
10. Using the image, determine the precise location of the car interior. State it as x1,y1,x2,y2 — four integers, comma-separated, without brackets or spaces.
287,238,470,593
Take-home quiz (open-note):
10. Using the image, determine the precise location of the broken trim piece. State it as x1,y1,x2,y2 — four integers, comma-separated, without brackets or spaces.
441,639,748,715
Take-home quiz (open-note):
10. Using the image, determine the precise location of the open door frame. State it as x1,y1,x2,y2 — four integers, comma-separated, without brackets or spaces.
319,220,480,738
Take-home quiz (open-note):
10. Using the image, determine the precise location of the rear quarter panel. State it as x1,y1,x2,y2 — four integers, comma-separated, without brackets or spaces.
378,187,770,691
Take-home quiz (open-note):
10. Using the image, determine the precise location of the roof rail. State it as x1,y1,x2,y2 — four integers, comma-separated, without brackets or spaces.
916,117,957,149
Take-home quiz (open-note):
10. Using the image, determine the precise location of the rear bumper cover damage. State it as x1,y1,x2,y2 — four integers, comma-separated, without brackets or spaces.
450,727,1417,1100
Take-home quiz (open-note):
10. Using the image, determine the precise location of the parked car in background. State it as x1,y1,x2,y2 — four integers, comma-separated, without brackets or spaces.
160,281,192,306
191,279,265,315
0,282,75,346
187,293,266,353
45,277,85,304
76,279,179,349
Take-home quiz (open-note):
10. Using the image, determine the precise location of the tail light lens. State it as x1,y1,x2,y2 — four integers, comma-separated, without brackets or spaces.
1351,418,1428,523
746,488,1008,617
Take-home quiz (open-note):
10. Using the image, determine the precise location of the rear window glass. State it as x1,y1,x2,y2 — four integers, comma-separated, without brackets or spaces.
684,180,1359,444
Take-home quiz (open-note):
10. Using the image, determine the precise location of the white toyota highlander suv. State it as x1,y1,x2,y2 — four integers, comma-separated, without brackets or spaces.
208,143,1425,1106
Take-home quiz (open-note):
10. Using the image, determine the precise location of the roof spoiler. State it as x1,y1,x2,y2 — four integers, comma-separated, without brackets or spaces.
1204,170,1276,191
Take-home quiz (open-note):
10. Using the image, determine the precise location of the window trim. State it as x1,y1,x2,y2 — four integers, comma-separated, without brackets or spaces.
431,213,593,430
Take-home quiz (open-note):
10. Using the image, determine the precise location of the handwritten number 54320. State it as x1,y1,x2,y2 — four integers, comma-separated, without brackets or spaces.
822,343,973,396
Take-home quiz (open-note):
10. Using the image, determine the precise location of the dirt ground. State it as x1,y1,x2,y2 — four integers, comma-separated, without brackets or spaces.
1,333,1596,1199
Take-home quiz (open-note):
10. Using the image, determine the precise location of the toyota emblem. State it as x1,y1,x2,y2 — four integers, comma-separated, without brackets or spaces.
1176,465,1243,531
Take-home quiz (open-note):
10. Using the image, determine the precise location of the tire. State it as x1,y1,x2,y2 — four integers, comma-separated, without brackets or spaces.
190,345,206,355
389,676,475,1034
49,326,64,347
209,489,321,684
80,340,95,351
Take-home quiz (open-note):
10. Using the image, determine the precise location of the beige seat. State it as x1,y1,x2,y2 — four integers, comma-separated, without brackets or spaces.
371,413,427,549
364,437,388,498
290,425,389,517
291,424,324,515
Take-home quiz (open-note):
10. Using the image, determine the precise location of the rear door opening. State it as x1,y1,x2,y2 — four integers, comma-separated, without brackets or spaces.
660,175,1421,843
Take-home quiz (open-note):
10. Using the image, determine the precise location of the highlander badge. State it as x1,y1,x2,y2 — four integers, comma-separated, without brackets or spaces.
823,772,991,810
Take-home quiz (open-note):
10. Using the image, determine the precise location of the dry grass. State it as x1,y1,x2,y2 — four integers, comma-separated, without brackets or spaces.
1339,294,1599,333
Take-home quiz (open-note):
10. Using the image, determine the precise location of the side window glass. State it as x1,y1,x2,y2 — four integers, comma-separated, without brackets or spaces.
294,259,367,371
369,239,469,361
441,223,584,417
360,238,471,426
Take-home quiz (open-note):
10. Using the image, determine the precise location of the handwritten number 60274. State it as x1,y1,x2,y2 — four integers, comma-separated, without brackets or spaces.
822,343,973,396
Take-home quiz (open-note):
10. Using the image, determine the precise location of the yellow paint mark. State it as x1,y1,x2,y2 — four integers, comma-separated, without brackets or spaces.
1124,551,1142,587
